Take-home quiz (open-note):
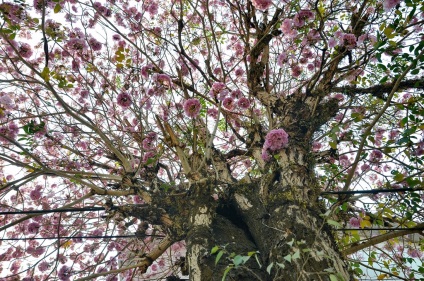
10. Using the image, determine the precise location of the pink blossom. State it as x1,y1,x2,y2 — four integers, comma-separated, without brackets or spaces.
18,43,33,58
27,222,40,234
281,18,294,34
38,261,50,272
231,89,243,99
291,64,302,78
31,246,45,257
0,94,14,109
361,164,371,172
66,38,87,51
11,260,21,274
183,98,201,117
328,37,337,48
313,142,322,151
261,148,271,161
71,59,80,72
209,82,226,99
339,155,351,168
235,68,244,76
143,151,156,165
117,92,132,107
207,108,218,119
153,73,172,88
383,0,400,11
264,129,289,151
88,37,102,51
333,93,344,101
293,10,315,27
349,217,361,228
58,265,72,281
223,97,235,110
30,188,42,200
342,33,357,49
91,228,103,237
251,0,272,11
277,52,288,67
407,248,422,258
142,136,156,150
369,150,383,163
237,97,250,109
146,2,159,17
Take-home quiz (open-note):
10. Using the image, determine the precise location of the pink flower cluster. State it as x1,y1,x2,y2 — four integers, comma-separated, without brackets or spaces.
261,129,289,161
152,73,172,88
88,37,102,51
143,1,159,16
209,82,226,100
183,98,201,118
117,92,132,107
58,265,72,281
0,93,14,118
349,217,361,228
142,132,157,150
281,19,297,38
293,10,315,27
0,122,19,142
66,38,87,52
251,0,272,11
369,150,383,163
383,0,400,11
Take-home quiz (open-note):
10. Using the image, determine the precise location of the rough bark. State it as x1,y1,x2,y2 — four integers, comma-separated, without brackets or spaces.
184,183,352,281
183,149,352,281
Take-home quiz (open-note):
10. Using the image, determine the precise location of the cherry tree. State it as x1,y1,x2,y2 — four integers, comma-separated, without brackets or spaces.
0,0,423,280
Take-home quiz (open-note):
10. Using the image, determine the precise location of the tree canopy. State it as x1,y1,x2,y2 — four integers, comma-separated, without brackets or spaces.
0,0,423,280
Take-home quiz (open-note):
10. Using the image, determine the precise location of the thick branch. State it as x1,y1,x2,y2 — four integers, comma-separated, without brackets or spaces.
332,77,424,99
342,223,424,255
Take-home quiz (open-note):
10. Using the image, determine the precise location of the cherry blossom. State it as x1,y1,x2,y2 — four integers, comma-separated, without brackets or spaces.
183,98,201,117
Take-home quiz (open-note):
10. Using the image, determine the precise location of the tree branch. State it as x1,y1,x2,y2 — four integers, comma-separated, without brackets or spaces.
74,235,174,281
332,77,424,99
342,222,424,255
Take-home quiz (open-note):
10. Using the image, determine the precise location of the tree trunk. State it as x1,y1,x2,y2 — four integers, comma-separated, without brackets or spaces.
186,191,351,281
185,147,352,281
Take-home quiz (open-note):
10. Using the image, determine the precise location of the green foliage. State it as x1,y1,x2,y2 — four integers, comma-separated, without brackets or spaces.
210,246,261,280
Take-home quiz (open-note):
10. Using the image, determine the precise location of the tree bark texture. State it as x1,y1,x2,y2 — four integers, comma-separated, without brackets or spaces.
185,190,352,281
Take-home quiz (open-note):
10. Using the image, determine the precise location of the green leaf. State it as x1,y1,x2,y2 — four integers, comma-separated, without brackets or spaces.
393,173,404,182
254,253,262,268
329,141,337,149
329,274,339,281
380,76,388,84
222,266,232,281
327,219,341,228
276,262,285,269
211,246,220,254
266,262,274,274
383,27,395,39
284,254,292,263
40,67,50,82
54,3,61,13
247,251,258,256
233,255,243,267
292,249,300,260
215,250,224,265
410,69,419,75
286,238,295,247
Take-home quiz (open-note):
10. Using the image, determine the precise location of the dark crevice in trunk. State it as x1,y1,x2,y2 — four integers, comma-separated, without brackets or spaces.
216,203,257,247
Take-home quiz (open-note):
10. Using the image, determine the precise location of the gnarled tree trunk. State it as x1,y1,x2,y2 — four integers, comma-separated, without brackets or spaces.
185,147,352,281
